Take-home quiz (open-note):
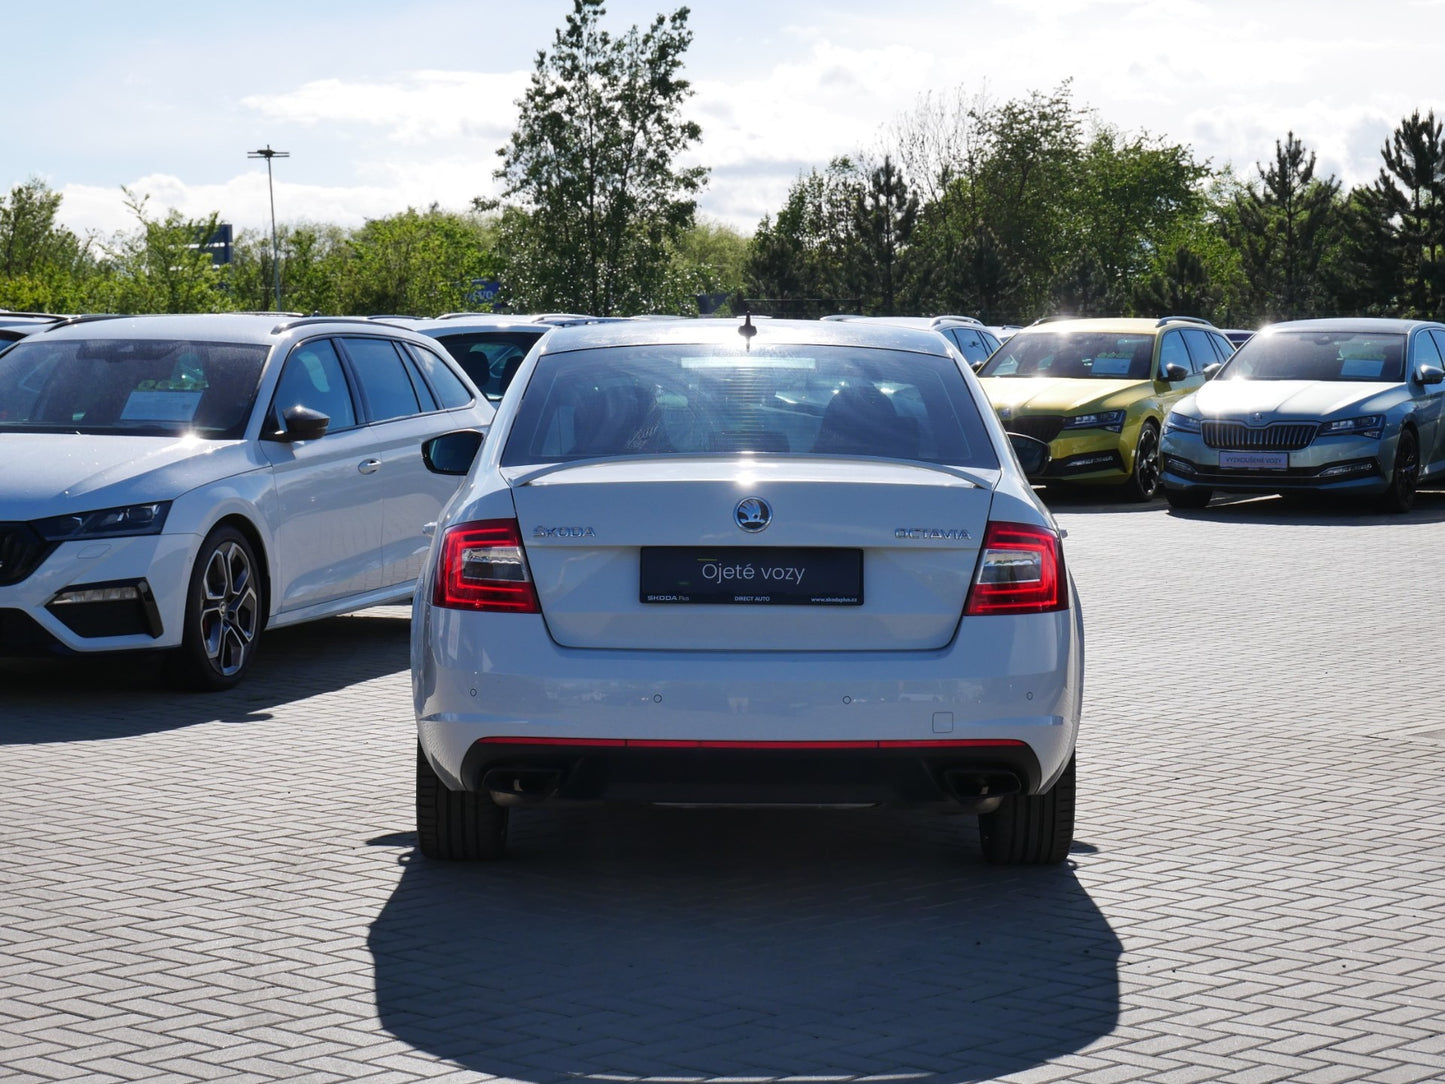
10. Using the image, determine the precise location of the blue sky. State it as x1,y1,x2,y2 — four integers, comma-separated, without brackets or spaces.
6,0,1445,239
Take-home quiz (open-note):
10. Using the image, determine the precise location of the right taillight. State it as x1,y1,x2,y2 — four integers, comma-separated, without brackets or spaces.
964,521,1067,615
434,518,540,613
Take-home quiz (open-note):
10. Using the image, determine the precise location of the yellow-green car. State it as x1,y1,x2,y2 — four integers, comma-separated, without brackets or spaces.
976,317,1236,500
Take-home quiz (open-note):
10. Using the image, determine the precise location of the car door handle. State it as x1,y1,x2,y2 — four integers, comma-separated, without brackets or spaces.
358,458,382,474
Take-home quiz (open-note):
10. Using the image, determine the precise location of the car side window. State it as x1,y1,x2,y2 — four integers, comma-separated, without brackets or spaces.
1415,330,1445,372
1427,330,1445,369
271,338,357,432
1158,331,1190,376
407,343,475,409
341,337,422,422
1181,329,1220,372
947,328,993,365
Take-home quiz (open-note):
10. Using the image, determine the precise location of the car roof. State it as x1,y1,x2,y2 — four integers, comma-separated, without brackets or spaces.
0,310,65,328
27,312,446,347
1258,317,1441,335
538,316,957,356
1011,316,1219,336
825,314,988,330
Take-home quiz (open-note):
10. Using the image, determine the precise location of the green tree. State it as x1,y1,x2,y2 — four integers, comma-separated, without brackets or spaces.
1130,245,1217,318
493,0,706,315
0,178,99,312
851,155,918,315
1229,133,1341,321
666,219,748,314
336,206,496,316
229,223,348,314
1366,110,1445,317
98,191,235,314
1063,127,1210,314
744,158,865,316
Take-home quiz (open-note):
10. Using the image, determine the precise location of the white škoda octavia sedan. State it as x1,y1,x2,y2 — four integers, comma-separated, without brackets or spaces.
0,313,493,689
412,317,1083,864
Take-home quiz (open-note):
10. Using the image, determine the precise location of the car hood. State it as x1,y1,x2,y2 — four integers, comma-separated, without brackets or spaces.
979,377,1150,414
1189,380,1404,420
0,433,260,518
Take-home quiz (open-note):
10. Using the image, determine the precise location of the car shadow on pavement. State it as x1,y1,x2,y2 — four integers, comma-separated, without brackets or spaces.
1034,486,1164,514
1164,488,1445,525
368,804,1121,1084
0,607,410,744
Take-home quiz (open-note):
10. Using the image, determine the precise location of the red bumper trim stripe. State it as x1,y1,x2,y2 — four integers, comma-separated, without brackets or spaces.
475,737,1028,750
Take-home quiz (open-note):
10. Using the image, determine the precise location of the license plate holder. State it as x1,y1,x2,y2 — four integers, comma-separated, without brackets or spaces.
1219,450,1288,470
640,547,863,605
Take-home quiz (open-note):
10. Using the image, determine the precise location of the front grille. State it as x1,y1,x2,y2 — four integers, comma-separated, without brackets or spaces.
0,523,56,586
1003,415,1065,443
1202,421,1318,451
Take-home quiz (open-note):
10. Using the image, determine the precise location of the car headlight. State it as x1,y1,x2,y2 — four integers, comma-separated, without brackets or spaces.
33,501,172,541
1320,415,1385,438
1164,412,1201,434
1062,409,1126,432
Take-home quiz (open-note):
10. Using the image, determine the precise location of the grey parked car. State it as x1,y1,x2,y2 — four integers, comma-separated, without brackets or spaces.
1161,317,1445,512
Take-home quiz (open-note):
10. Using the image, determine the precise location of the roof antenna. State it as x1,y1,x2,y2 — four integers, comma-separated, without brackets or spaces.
738,310,757,350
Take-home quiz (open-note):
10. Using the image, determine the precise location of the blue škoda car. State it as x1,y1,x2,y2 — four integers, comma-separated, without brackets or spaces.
1161,318,1445,512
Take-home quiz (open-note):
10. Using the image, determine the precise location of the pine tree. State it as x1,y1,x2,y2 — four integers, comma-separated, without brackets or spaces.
1230,133,1340,321
851,156,918,315
1371,110,1445,317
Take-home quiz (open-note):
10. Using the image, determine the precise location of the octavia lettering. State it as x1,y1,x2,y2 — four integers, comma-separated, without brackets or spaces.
701,561,806,585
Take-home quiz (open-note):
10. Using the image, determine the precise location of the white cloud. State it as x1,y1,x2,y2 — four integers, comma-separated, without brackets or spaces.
241,70,528,144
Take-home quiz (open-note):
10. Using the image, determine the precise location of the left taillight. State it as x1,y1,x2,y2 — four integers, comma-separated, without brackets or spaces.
963,521,1067,615
434,518,540,613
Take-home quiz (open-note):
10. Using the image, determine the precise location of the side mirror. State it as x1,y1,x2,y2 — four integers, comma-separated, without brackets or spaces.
971,360,985,373
1008,432,1051,477
1162,362,1190,382
423,429,485,475
1415,364,1445,386
1202,363,1222,380
276,405,330,442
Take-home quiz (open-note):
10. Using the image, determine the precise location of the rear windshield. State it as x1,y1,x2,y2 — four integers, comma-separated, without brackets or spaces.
979,331,1155,380
501,343,1000,469
427,330,545,401
0,338,269,438
1218,331,1406,383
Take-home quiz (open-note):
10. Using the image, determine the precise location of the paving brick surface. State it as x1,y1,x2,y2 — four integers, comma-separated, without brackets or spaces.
2,491,1444,1083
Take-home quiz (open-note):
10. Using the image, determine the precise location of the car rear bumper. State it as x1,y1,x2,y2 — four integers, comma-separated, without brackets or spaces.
454,736,1044,808
413,601,1084,802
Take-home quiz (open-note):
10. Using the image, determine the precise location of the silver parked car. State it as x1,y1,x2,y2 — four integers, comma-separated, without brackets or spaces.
0,313,493,689
411,316,1083,865
1161,318,1445,511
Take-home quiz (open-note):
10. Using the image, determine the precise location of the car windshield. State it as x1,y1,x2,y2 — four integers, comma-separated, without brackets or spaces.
0,338,269,438
1218,331,1406,383
978,331,1154,380
501,343,1000,469
428,330,546,401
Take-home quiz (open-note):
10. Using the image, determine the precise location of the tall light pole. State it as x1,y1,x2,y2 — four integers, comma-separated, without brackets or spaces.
247,145,290,311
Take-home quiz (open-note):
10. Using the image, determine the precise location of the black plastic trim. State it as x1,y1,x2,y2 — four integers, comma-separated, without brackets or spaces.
458,741,1044,805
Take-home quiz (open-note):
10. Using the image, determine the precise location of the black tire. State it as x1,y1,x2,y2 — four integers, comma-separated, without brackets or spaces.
1123,422,1162,502
416,743,508,860
1165,485,1212,510
1379,428,1419,513
169,525,263,691
978,754,1075,865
